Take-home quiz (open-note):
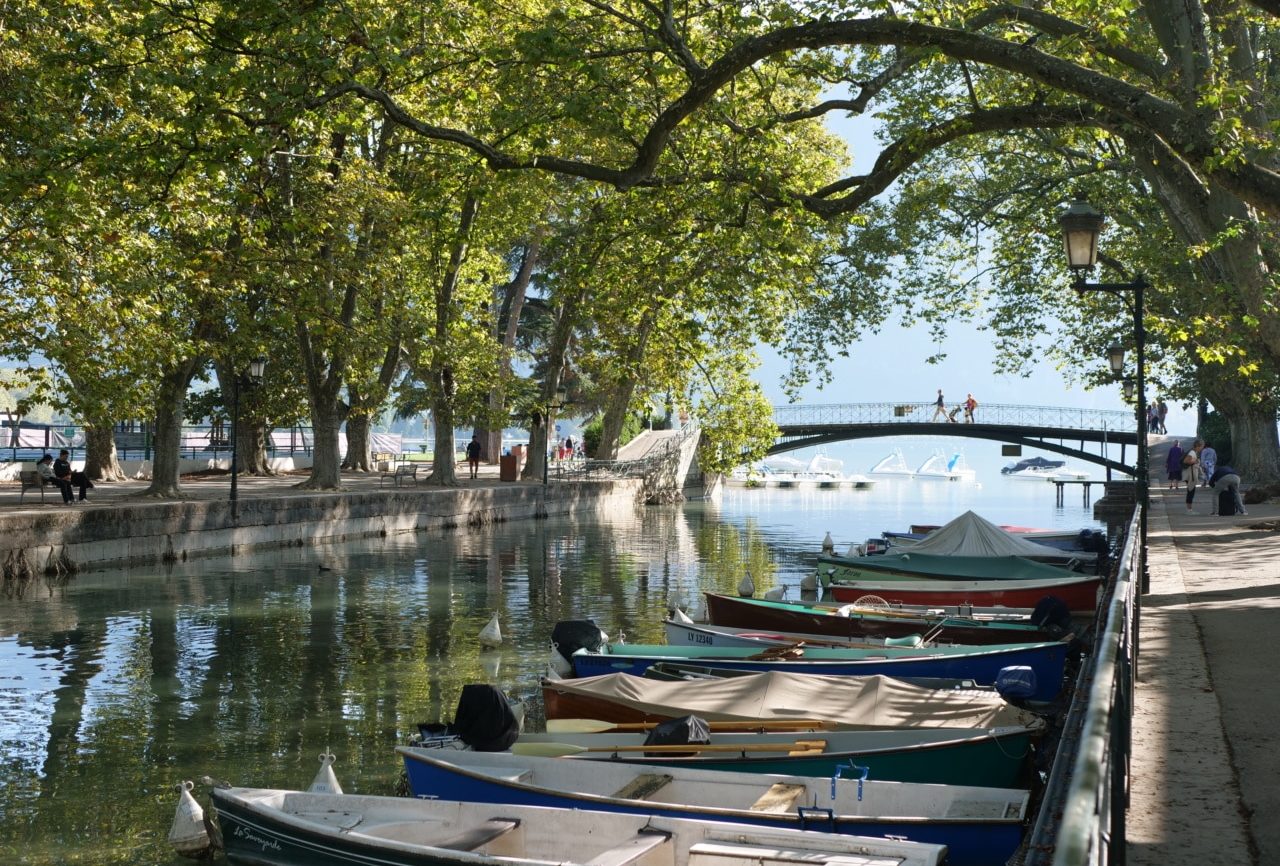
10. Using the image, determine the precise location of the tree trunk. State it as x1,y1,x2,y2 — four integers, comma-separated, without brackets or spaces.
241,420,272,476
83,418,126,481
303,401,345,489
141,363,200,497
480,231,542,463
1207,377,1280,483
343,410,373,471
598,387,634,459
428,389,459,485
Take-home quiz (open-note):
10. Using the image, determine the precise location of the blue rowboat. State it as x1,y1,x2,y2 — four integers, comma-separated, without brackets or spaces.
570,641,1068,701
397,746,1028,866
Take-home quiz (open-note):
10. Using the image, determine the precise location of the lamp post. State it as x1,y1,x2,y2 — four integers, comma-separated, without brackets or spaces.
542,382,569,486
1059,198,1149,592
230,357,266,523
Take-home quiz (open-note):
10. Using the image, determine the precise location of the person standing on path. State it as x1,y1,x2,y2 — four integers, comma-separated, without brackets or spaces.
1165,441,1184,490
1156,399,1169,434
466,435,482,479
1199,442,1217,488
1182,439,1204,512
931,389,947,421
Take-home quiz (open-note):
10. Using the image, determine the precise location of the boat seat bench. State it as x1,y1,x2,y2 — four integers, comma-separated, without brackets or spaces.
611,773,674,801
435,818,520,852
584,829,673,866
749,783,808,813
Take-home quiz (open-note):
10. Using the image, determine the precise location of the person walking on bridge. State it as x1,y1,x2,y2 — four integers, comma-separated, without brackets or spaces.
931,389,947,421
963,393,978,423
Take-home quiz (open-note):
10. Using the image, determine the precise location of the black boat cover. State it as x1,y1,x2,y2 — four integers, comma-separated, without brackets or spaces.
551,620,606,663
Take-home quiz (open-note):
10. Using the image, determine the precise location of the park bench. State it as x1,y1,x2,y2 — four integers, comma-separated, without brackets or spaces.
380,463,419,487
19,470,47,503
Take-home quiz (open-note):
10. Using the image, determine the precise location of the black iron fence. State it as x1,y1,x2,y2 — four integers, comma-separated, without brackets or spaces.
1025,507,1139,865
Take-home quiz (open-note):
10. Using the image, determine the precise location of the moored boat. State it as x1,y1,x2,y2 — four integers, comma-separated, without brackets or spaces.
827,574,1102,613
703,592,1061,645
396,747,1026,866
663,618,929,651
539,670,1042,731
568,641,1069,700
818,551,1089,583
211,785,950,866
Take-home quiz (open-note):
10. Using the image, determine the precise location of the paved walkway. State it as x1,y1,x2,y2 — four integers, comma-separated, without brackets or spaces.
1128,485,1278,865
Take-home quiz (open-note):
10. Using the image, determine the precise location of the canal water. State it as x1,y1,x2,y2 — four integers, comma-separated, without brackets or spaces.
0,466,1101,865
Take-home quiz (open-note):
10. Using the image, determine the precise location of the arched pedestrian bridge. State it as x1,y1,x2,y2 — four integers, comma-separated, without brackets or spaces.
770,402,1138,475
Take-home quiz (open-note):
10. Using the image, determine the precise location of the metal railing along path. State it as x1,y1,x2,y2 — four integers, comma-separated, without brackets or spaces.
552,420,701,482
1024,507,1139,865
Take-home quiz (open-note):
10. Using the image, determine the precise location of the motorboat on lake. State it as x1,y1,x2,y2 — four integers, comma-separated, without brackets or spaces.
1001,456,1091,480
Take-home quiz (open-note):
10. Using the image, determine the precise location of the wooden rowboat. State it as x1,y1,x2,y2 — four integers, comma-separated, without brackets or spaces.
703,592,1062,645
826,575,1101,612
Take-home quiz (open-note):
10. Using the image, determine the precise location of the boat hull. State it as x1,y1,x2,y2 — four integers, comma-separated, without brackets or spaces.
704,592,1056,645
398,748,1026,866
818,552,1085,583
568,642,1069,700
829,576,1101,612
215,789,470,866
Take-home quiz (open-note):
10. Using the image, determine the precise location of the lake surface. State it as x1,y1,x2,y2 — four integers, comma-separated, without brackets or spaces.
0,462,1101,865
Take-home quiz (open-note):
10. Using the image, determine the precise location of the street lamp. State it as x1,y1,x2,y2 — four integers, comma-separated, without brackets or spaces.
230,356,266,523
1059,197,1149,592
1122,378,1136,402
542,381,569,486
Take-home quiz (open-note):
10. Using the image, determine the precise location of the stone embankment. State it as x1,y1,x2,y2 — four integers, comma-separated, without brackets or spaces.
0,471,642,582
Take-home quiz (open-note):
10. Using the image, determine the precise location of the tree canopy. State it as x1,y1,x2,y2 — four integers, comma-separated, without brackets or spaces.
5,0,1280,480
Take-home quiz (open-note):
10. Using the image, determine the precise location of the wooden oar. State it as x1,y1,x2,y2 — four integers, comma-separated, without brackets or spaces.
546,718,836,734
512,740,827,758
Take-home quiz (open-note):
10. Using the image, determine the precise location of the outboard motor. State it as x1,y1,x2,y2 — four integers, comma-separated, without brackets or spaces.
643,714,711,757
417,684,521,752
551,619,607,664
1030,595,1074,639
994,666,1038,701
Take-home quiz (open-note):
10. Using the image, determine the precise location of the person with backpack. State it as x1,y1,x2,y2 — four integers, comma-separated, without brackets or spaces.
1209,464,1247,516
963,393,978,423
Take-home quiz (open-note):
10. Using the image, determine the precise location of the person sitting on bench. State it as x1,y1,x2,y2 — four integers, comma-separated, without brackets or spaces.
54,449,93,502
35,454,74,504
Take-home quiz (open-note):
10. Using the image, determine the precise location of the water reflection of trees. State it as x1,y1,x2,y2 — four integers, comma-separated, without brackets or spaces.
0,504,801,865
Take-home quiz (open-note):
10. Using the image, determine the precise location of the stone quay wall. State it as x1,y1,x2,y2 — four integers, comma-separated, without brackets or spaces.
0,480,642,580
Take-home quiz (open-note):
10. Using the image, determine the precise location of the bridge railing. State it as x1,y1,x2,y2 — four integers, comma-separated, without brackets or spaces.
772,402,1134,432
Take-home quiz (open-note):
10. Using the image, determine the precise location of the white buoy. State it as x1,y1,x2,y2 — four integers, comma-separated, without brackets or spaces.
167,780,212,859
763,585,787,601
547,643,573,678
480,650,502,679
846,543,860,557
478,612,502,648
544,662,563,681
672,607,694,625
308,750,343,795
666,590,685,614
800,573,818,592
738,572,755,597
822,532,835,554
598,627,610,644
